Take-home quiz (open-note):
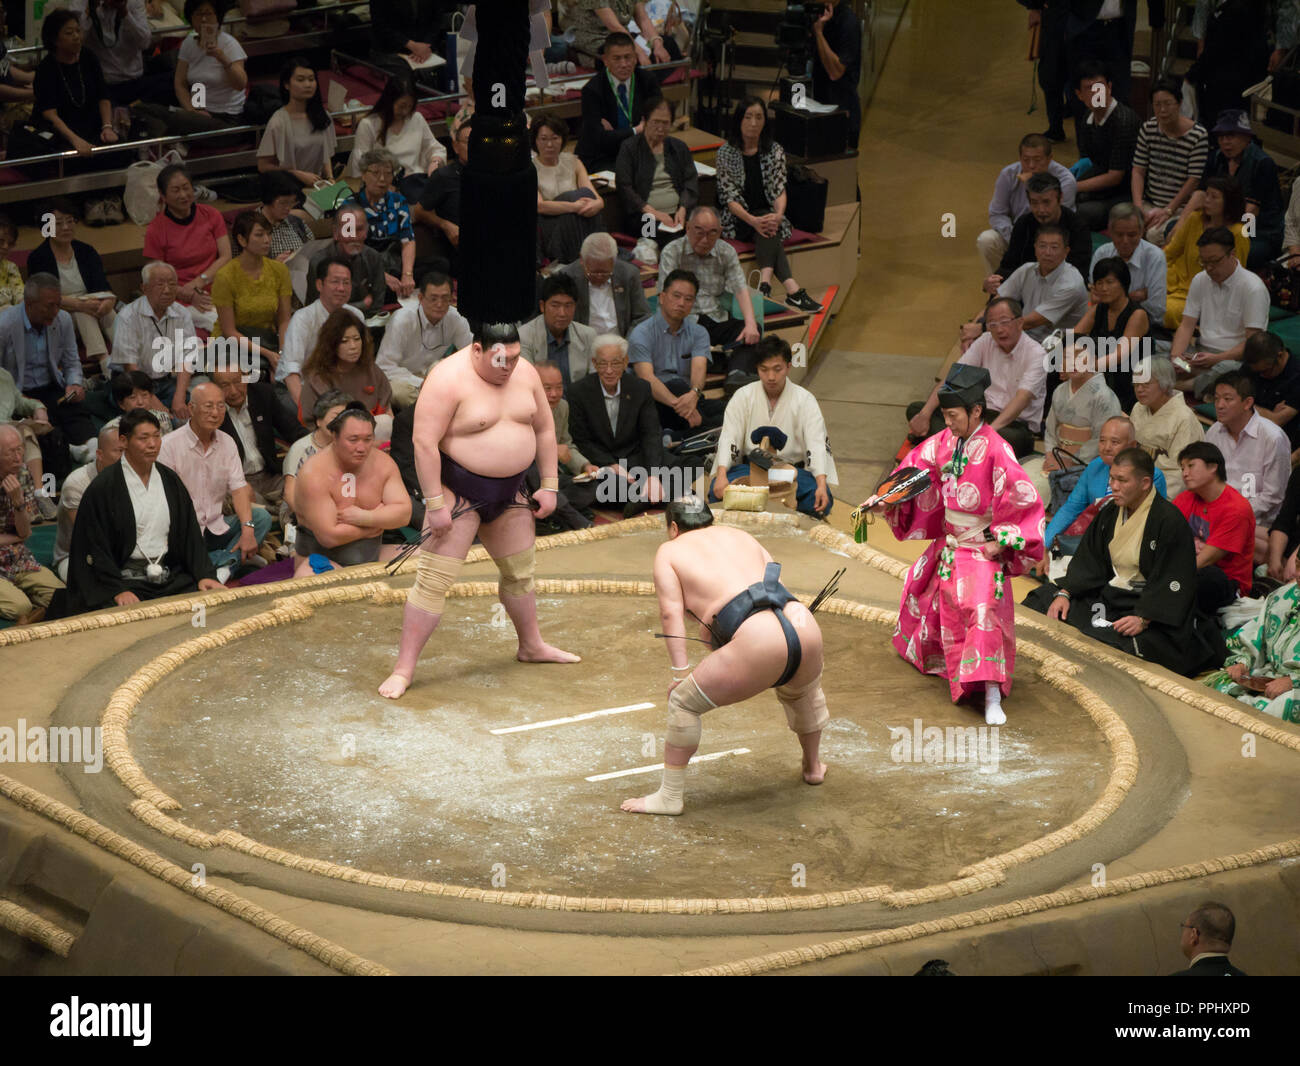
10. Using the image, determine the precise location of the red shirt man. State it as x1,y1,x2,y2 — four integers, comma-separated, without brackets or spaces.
1174,441,1255,603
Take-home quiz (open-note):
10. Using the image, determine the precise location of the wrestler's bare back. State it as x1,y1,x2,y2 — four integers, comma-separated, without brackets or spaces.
422,345,542,476
657,525,783,629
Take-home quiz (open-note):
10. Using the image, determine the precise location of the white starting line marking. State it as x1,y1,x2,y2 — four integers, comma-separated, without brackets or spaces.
490,702,656,735
585,748,751,782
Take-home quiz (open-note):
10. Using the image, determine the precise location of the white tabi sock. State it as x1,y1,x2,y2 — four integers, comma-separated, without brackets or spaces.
641,766,687,815
984,681,1006,726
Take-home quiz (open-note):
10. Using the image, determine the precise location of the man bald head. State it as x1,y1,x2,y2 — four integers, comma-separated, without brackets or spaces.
1098,415,1137,466
0,423,24,477
188,381,227,438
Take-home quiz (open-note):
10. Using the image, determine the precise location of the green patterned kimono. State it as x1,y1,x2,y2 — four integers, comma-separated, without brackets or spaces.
1206,582,1300,723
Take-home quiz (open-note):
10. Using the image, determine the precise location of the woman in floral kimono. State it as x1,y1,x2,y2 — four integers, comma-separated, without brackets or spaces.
867,365,1046,724
1207,581,1300,723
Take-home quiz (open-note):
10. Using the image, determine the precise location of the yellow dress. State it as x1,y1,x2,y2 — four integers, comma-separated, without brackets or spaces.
1163,213,1250,328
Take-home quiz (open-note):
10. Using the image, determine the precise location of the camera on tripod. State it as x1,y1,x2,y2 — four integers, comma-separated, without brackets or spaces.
776,2,825,49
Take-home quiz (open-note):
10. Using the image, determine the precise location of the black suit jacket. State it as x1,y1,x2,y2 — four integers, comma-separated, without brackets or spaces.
568,371,664,472
219,381,306,476
559,259,651,337
1170,956,1248,977
576,64,660,172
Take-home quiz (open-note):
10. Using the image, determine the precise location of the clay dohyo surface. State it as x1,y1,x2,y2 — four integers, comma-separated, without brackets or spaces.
128,596,1109,899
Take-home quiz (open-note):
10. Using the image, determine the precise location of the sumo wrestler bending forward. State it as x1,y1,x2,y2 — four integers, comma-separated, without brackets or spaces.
379,322,579,699
622,497,830,815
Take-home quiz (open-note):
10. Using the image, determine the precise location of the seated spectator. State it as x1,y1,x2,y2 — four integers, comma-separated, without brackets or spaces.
533,359,599,526
349,148,417,299
259,171,311,263
1131,77,1210,245
19,9,118,162
0,363,54,518
1037,353,1122,489
1090,202,1167,327
1170,227,1269,396
103,369,177,436
367,0,453,88
1205,371,1290,560
292,404,409,575
984,172,1091,293
559,231,651,336
1071,256,1150,412
60,409,222,613
257,56,337,187
71,0,160,107
568,335,667,515
414,118,469,276
110,261,196,417
1173,439,1254,612
142,164,231,325
212,210,292,381
212,368,305,509
994,224,1090,346
912,296,1046,458
299,309,393,440
146,0,250,134
52,425,122,581
27,198,116,374
976,133,1078,274
157,381,272,580
1164,175,1249,329
308,206,386,312
0,9,35,139
571,3,673,68
1036,415,1168,575
345,74,445,204
1212,582,1300,723
709,336,836,518
576,31,659,172
1194,109,1283,269
0,424,62,625
1242,330,1300,449
1131,357,1205,497
283,389,348,521
277,257,365,417
1042,447,1226,676
0,215,23,310
715,96,821,313
614,96,698,260
0,275,95,477
377,272,471,409
533,113,606,266
518,273,597,391
629,269,723,435
1071,60,1140,231
658,206,759,373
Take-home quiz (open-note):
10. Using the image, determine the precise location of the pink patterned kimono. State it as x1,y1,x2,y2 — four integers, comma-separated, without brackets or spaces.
884,423,1046,701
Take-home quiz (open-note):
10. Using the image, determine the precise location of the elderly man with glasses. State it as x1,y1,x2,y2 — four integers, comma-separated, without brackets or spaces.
377,271,472,410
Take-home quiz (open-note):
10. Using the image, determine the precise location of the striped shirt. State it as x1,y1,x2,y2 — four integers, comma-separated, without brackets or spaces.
1133,118,1209,207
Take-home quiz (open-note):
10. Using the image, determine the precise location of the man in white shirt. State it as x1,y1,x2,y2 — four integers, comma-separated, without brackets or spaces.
1171,227,1270,396
1205,371,1292,561
911,296,1048,457
376,272,472,409
995,224,1090,345
1090,202,1167,326
53,425,123,581
710,337,837,517
110,262,198,420
276,256,364,420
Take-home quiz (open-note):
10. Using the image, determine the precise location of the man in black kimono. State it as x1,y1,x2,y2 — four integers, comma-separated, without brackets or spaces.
57,409,222,616
1045,446,1227,675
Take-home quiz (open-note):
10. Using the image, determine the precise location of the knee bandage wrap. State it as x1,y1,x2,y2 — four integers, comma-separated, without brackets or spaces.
776,672,829,735
407,551,465,615
495,546,536,596
666,674,715,748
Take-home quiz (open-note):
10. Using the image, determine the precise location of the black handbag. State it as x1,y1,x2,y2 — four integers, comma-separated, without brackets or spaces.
1261,252,1300,312
785,163,828,234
